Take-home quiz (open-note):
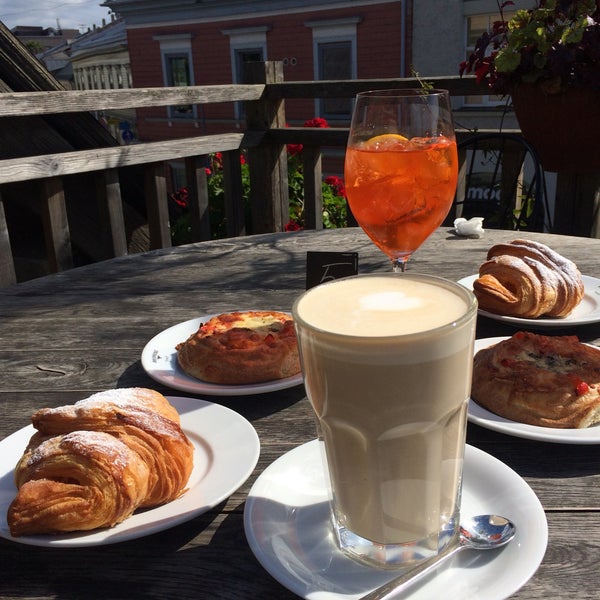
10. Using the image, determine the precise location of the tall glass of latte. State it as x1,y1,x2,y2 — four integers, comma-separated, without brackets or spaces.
292,273,477,569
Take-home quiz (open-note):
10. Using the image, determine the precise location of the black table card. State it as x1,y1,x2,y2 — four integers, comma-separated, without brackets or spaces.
306,251,359,289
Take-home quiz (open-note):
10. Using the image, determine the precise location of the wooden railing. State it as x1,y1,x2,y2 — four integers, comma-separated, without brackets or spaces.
0,63,469,285
0,61,596,286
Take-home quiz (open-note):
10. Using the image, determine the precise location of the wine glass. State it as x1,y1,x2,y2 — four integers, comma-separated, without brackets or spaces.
344,89,458,272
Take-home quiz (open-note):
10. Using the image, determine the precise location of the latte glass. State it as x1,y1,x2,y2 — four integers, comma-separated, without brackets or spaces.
292,273,477,569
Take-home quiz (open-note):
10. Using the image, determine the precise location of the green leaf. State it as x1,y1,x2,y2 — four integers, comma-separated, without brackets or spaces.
494,49,522,73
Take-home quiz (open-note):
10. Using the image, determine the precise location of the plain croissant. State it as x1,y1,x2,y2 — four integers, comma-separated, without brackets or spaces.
473,239,584,318
8,388,194,536
9,431,151,536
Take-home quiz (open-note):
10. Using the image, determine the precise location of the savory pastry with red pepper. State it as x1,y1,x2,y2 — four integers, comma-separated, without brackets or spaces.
176,311,300,385
472,331,600,428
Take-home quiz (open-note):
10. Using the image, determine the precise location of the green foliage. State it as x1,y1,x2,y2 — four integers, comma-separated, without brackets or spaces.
460,0,600,94
285,152,348,231
169,118,348,244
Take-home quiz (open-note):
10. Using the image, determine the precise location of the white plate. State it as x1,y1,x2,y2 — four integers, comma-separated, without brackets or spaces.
458,274,600,327
141,316,304,396
244,440,547,600
469,336,600,444
0,396,260,547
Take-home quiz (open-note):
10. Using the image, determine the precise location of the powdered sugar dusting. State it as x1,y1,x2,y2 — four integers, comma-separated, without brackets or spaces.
28,431,132,470
41,388,161,419
77,388,149,409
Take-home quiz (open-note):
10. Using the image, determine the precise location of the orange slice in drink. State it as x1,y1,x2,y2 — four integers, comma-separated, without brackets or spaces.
362,133,409,150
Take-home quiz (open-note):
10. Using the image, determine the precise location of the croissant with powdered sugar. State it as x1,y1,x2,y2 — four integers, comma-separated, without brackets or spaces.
8,388,194,536
473,239,585,319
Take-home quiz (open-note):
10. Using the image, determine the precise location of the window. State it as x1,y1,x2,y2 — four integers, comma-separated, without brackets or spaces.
306,18,359,121
154,34,195,120
165,53,193,116
234,49,264,84
464,13,515,106
317,41,353,118
222,27,268,121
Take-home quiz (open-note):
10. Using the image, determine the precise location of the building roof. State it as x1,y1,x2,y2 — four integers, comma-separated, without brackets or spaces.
70,17,127,60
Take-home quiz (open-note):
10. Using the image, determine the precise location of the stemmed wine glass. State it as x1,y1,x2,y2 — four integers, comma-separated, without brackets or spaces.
344,89,458,272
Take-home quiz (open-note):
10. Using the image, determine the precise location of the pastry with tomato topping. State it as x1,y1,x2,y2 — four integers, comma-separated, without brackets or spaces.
176,311,300,385
472,331,600,428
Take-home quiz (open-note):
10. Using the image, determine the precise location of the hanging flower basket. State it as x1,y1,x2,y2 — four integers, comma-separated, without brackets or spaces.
511,83,600,173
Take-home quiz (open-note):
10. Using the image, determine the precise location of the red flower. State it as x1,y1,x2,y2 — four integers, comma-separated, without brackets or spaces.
287,143,303,156
304,117,329,128
170,186,189,208
212,152,223,170
286,118,330,155
325,175,347,198
285,220,303,231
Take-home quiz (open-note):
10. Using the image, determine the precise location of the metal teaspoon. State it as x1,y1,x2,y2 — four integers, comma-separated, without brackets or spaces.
360,514,517,600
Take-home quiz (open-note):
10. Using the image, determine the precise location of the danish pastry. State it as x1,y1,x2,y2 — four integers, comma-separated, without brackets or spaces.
473,239,584,318
472,331,600,428
176,311,300,384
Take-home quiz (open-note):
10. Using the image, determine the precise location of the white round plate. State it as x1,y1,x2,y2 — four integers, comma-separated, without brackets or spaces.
0,396,260,547
244,440,547,600
458,274,600,327
141,316,304,396
469,336,600,444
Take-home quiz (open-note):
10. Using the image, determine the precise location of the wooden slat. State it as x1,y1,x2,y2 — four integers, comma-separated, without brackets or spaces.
222,150,245,237
301,146,323,230
0,85,265,117
144,162,171,250
0,191,16,285
245,61,289,233
267,126,349,146
0,76,479,119
184,156,211,241
95,169,128,258
265,75,480,99
0,133,245,184
40,178,73,272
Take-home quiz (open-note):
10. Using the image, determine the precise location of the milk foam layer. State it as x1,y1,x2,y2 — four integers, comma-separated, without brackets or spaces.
296,275,468,336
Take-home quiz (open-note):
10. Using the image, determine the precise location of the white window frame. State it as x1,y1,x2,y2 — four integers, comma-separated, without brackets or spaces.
306,17,359,120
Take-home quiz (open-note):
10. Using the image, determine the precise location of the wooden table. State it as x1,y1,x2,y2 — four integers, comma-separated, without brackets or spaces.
1,227,600,599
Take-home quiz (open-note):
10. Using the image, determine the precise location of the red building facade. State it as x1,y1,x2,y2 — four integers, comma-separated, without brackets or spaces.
108,0,411,143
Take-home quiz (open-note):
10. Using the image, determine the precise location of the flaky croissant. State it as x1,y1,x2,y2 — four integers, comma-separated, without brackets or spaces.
473,239,584,318
8,388,194,536
8,431,150,536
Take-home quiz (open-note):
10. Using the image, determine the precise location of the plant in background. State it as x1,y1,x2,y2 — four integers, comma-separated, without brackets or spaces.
169,118,348,244
169,185,192,244
460,0,600,95
169,152,251,245
285,117,348,231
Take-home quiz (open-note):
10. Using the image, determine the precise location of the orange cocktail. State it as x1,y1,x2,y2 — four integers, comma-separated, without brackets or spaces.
345,133,458,265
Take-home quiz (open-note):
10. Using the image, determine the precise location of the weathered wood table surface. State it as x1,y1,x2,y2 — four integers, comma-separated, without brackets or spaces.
1,227,600,599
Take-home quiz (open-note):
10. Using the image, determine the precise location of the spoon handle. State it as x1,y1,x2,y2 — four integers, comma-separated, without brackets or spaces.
359,542,464,600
